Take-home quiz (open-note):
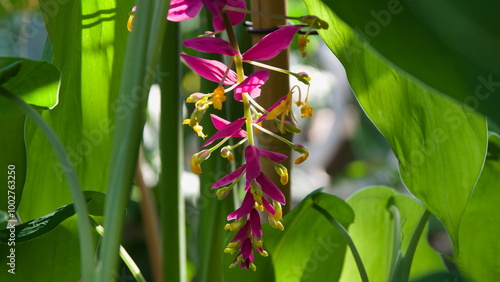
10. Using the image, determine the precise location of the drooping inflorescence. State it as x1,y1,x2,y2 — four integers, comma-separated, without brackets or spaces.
129,0,328,271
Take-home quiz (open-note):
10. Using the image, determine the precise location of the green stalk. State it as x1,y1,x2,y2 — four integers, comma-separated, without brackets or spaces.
388,205,402,280
223,12,254,146
390,210,431,282
93,224,147,282
96,0,170,281
0,89,94,281
313,203,369,282
159,21,187,282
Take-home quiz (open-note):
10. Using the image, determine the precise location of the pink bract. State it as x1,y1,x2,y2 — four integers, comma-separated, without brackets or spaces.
242,25,301,61
180,54,238,85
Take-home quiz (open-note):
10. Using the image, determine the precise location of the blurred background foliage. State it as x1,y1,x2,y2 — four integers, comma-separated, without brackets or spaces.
0,0,455,280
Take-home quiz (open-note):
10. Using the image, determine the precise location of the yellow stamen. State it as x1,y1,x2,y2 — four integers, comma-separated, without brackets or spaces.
298,35,310,58
193,123,207,138
127,13,134,32
210,86,226,110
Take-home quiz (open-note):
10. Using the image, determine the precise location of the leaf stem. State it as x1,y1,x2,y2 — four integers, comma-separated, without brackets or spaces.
96,1,170,281
93,224,147,282
313,202,369,282
388,205,402,281
390,209,431,282
0,88,95,281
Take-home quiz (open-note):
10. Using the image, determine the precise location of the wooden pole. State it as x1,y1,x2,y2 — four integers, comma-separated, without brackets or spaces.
250,0,292,214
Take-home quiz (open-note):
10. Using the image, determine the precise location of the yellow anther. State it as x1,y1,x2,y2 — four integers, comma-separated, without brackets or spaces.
298,35,310,58
300,104,314,118
190,156,202,174
295,154,308,165
127,11,135,32
193,123,207,138
210,86,226,110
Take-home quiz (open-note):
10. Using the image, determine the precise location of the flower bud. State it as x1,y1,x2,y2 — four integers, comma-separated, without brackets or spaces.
220,146,234,162
216,187,231,200
293,144,309,164
190,150,211,174
282,120,302,134
273,201,283,221
186,92,205,103
274,164,289,185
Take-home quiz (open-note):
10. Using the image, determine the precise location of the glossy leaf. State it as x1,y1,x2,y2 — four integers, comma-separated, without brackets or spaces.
0,191,105,244
339,187,445,282
456,132,500,281
304,0,488,252
0,58,60,213
309,0,500,125
224,189,355,282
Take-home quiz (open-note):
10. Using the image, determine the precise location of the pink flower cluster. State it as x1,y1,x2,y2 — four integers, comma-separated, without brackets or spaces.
140,0,319,270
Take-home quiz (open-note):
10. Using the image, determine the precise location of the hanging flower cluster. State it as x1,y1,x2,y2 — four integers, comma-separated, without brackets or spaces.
129,0,328,271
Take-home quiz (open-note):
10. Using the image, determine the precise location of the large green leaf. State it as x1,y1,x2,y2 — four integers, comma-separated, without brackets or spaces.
0,58,60,214
340,187,445,282
310,0,500,125
304,0,488,253
456,132,500,281
223,189,355,282
4,0,130,280
18,0,129,220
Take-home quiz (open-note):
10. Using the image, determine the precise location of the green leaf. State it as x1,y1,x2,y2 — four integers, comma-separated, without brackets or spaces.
0,191,105,244
0,58,60,213
456,132,500,281
0,190,106,281
223,189,355,282
307,0,500,125
18,0,129,220
0,218,93,280
340,187,445,282
303,0,488,253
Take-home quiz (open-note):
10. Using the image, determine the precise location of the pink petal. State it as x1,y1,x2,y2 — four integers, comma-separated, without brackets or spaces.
244,145,261,183
167,0,203,22
234,70,270,101
202,0,226,15
203,117,246,147
241,238,253,260
256,173,286,205
231,220,251,242
242,25,301,61
183,37,238,56
261,197,275,215
227,191,255,220
180,54,237,85
250,209,263,238
212,0,247,31
210,114,246,138
258,148,287,162
212,165,246,188
255,94,288,123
